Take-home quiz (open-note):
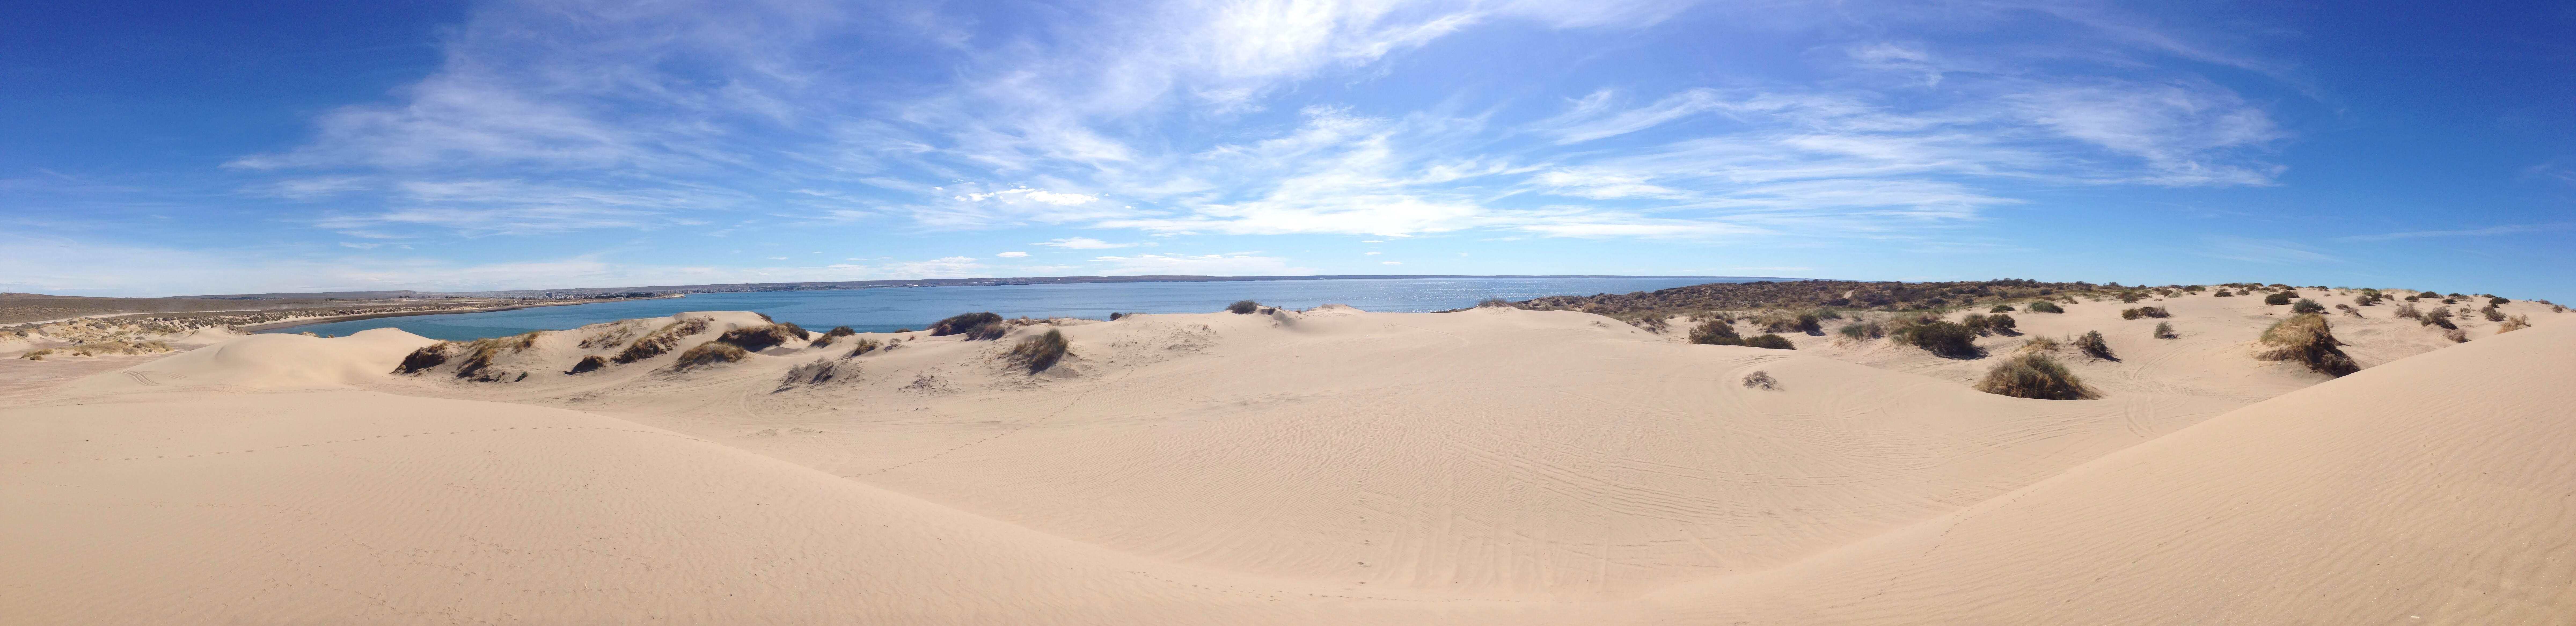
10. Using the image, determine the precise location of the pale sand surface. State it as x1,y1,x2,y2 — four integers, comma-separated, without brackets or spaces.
2,291,2568,623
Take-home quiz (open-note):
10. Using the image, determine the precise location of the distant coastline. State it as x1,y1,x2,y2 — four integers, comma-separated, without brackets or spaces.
184,274,1806,300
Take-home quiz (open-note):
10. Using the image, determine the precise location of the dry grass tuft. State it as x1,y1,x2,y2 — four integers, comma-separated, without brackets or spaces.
567,355,609,374
2073,330,2116,361
780,358,837,388
615,316,711,364
671,341,750,371
2445,327,2469,343
842,337,882,359
2421,308,2457,329
2256,313,2359,376
811,326,856,347
2497,314,2531,334
453,332,541,380
2153,321,2177,339
20,348,56,361
1974,354,2099,400
2394,303,2421,319
1742,370,1778,390
1006,329,1070,373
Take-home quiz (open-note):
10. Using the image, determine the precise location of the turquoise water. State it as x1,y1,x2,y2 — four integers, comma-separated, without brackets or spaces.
261,277,1742,341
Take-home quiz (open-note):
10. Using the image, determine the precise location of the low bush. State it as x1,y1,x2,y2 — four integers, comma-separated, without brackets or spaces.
963,321,1009,341
2445,328,2469,343
2289,299,2325,314
2263,292,2294,306
19,348,56,361
2120,308,2142,320
1986,313,2018,334
1974,354,2099,400
2481,305,2507,322
1962,313,1993,334
1476,297,1516,308
1627,314,1672,333
930,312,1002,336
567,355,609,374
2139,306,2169,318
1739,334,1797,350
811,326,855,347
2117,292,2143,303
1006,329,1070,372
842,337,883,358
2489,296,2510,305
1891,321,1980,358
1227,300,1261,314
671,341,750,371
2497,314,2532,334
2256,313,2359,376
2153,321,2176,339
2074,330,2116,361
2213,290,2235,297
2020,336,2062,353
2394,303,2422,319
2027,301,2065,314
1742,370,1779,390
1990,304,2015,312
718,322,811,352
1688,320,1740,345
1754,311,1822,334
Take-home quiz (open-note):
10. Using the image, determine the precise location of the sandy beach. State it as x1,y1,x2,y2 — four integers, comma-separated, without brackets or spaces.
2,287,2569,624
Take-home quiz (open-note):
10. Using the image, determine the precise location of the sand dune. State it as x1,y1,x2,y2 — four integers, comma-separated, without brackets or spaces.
1,293,2568,624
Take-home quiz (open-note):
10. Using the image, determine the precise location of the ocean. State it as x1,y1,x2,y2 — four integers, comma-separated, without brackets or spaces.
259,276,1742,341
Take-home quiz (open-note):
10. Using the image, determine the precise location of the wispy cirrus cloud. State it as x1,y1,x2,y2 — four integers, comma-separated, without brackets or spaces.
2340,223,2571,242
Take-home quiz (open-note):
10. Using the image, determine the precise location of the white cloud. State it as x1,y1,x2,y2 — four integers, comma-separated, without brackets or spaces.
1036,237,1140,249
996,251,1031,257
1089,253,1302,275
2340,223,2571,242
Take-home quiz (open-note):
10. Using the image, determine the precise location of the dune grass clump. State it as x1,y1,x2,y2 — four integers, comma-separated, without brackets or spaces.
2153,321,2177,339
780,359,837,388
1006,329,1070,373
1688,320,1740,345
2334,304,2363,318
1227,300,1261,314
1834,321,1885,341
395,342,453,374
2027,301,2065,313
567,355,609,374
1990,304,2015,312
451,332,542,380
1986,313,2018,334
717,322,810,352
671,341,750,371
2480,305,2506,322
2444,328,2469,343
2257,313,2359,376
1754,311,1823,335
2263,292,2294,306
2289,299,2325,314
810,326,855,347
1625,313,1671,333
614,316,712,364
1739,334,1796,350
2422,308,2457,329
842,337,882,359
2394,303,2422,319
930,312,1002,336
2497,314,2531,334
1891,320,1980,358
2213,290,2234,297
2073,330,2116,361
1962,313,1993,334
2019,335,2062,353
1973,354,2098,400
20,348,56,361
1742,370,1778,390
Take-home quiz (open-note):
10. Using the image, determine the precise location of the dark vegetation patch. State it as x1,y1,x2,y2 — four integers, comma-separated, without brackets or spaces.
811,326,855,347
2153,321,2177,339
1687,320,1739,345
2263,292,2294,306
1738,334,1796,350
1227,300,1260,314
1974,354,2098,400
1890,320,1980,358
2290,299,2326,314
2257,313,2359,376
1742,370,1778,390
929,312,1002,336
780,359,837,388
718,322,810,352
567,355,609,374
2027,301,2065,314
843,337,883,358
395,343,452,374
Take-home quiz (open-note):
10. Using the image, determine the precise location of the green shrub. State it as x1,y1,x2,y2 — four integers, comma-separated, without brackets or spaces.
2257,314,2359,376
1990,304,2015,312
2481,305,2506,322
1974,354,2099,400
1227,300,1260,314
2120,308,2143,320
2118,292,2143,303
1688,320,1741,345
2289,299,2325,314
2139,306,2169,318
1006,329,1070,372
1962,313,1992,334
2153,321,2176,339
2028,301,2065,314
963,321,1009,341
2423,308,2457,329
1739,334,1796,350
2263,292,2294,306
718,322,810,352
1755,311,1823,334
1891,321,1979,358
930,312,1002,336
2213,290,2234,297
1986,313,2017,334
2074,330,2115,361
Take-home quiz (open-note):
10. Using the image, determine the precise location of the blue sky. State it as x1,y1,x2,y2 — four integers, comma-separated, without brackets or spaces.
3,1,2570,299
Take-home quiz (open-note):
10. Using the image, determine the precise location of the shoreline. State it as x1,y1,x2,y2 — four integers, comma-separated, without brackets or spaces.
236,298,665,333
